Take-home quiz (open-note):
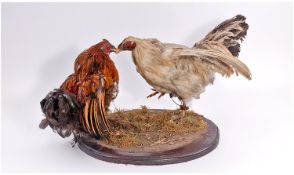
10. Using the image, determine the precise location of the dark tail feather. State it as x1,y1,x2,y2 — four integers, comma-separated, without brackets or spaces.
195,15,249,57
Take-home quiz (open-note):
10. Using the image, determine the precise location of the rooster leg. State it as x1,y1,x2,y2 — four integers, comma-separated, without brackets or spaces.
179,103,189,110
179,101,189,116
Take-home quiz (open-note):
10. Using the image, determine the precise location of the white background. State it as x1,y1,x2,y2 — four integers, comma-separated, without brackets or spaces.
1,2,293,174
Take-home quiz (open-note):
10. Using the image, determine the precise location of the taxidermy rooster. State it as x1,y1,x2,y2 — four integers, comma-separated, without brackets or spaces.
40,39,119,139
117,15,251,110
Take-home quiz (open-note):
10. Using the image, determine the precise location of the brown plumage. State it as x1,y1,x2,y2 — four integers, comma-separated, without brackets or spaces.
61,39,119,138
41,39,119,138
117,15,251,110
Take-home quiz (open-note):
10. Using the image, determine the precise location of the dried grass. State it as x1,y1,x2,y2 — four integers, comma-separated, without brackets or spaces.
104,106,208,148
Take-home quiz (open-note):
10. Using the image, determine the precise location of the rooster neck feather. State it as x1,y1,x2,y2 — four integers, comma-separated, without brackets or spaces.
132,40,167,69
131,40,171,92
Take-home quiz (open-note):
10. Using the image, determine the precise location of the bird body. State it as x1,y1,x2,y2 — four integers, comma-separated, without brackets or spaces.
128,38,214,102
61,40,119,137
40,39,118,138
117,15,251,108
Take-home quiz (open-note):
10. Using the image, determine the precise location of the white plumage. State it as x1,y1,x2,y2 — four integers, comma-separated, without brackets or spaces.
117,15,251,109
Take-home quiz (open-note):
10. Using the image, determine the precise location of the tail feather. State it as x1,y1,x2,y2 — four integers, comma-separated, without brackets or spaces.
93,100,103,136
98,92,110,132
89,100,98,135
206,43,252,80
195,15,249,57
182,42,251,80
209,43,252,80
83,99,92,134
80,77,110,138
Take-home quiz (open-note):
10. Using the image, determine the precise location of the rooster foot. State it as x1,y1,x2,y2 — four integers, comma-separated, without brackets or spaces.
146,88,159,98
147,89,166,99
158,92,166,99
179,104,189,116
179,105,189,111
147,91,159,98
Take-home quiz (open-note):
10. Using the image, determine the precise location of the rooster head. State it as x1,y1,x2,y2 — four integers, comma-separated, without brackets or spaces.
117,36,137,53
98,39,117,54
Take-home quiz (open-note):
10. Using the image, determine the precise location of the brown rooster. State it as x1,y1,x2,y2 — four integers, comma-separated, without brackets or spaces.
40,39,119,139
117,15,251,110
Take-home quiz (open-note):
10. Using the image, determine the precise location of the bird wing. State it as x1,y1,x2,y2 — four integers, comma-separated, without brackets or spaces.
171,42,251,80
194,15,248,57
146,38,188,52
163,43,188,49
60,74,79,95
103,61,119,111
74,51,88,73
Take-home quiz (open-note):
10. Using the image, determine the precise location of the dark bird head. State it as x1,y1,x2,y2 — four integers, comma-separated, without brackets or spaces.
40,89,80,138
117,36,137,53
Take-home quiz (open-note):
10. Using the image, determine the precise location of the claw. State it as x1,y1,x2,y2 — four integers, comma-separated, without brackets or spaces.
147,91,159,98
158,92,166,99
179,105,189,111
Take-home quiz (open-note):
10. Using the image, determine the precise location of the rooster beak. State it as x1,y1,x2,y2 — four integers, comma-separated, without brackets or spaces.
116,43,123,54
110,48,120,54
110,47,119,53
115,48,122,54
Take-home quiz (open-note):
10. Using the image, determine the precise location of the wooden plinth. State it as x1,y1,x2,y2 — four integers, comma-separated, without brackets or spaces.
77,115,219,165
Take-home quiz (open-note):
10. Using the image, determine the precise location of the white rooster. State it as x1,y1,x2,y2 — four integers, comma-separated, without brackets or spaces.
117,15,251,110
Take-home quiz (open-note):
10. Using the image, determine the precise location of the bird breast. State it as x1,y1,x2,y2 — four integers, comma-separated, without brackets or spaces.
132,46,172,92
131,44,214,101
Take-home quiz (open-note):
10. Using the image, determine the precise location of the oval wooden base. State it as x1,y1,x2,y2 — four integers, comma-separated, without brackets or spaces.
77,117,219,165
